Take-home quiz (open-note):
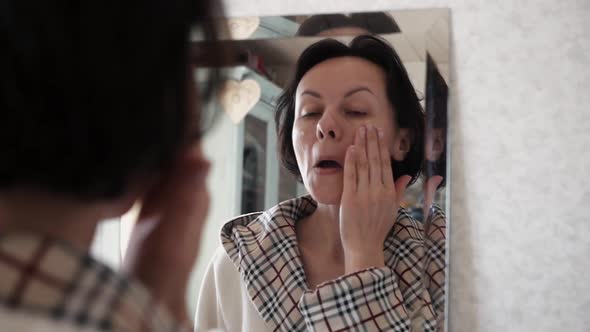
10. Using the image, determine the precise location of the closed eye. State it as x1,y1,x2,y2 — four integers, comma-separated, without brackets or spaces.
302,111,321,118
346,110,368,117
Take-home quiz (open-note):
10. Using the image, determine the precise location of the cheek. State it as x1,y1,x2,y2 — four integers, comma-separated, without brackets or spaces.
292,125,305,142
382,128,396,156
342,122,364,146
292,125,312,167
347,123,360,139
362,120,396,155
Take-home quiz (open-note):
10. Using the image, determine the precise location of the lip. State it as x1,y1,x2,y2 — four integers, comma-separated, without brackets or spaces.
313,154,344,168
312,150,346,175
313,166,343,175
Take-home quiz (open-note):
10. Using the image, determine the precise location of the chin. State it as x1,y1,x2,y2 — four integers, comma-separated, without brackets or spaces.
307,186,343,205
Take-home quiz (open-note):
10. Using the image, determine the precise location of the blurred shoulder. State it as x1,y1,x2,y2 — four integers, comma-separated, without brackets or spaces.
0,307,104,332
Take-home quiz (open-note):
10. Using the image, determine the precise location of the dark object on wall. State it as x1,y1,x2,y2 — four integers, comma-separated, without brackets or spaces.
296,12,401,36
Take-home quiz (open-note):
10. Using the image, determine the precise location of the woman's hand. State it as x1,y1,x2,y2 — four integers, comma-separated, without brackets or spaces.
339,124,412,273
123,144,211,325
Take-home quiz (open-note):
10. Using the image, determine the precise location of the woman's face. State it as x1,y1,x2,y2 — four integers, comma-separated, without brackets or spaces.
292,56,401,205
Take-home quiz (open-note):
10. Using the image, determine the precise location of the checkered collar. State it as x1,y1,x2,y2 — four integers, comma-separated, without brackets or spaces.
222,196,437,332
0,232,182,331
221,195,317,332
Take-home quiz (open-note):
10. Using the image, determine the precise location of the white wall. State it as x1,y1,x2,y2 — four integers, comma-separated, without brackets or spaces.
218,1,590,331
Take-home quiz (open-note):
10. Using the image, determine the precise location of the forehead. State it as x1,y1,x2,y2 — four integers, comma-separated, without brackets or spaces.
296,56,387,97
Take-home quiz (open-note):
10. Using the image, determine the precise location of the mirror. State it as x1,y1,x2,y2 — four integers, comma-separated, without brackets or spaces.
90,8,450,332
186,8,451,332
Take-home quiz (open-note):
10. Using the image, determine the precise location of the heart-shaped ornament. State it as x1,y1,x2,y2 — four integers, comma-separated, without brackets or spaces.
219,79,261,124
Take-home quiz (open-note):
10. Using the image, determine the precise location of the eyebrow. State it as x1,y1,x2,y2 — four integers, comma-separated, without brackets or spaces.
300,87,374,99
300,90,322,98
344,87,374,98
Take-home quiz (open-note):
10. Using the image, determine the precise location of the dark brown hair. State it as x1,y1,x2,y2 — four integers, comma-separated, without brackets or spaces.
0,0,224,199
275,35,424,184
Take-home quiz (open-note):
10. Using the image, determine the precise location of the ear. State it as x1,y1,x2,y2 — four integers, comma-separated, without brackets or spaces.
392,128,412,161
432,129,445,153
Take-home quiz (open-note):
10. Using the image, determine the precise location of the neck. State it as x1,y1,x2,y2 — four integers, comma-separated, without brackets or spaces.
298,201,344,259
0,190,107,251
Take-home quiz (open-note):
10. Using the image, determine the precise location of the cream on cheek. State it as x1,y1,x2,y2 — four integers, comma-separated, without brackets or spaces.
292,126,313,177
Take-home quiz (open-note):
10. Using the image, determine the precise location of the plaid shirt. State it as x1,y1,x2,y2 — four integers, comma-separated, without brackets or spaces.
221,196,438,332
0,232,189,332
423,204,447,331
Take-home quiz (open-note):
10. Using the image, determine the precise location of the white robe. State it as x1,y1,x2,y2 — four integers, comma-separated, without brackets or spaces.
195,246,271,331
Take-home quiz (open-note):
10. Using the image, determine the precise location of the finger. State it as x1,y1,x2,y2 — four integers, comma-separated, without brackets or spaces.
366,124,382,186
378,127,394,188
394,175,412,204
343,144,357,194
356,125,369,193
426,175,444,194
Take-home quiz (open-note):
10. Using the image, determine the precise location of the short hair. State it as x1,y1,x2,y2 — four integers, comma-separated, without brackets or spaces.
0,0,223,200
275,35,424,185
296,12,401,36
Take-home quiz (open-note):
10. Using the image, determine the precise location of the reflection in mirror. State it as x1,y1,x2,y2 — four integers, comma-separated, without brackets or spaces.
241,114,267,214
204,12,403,41
423,53,449,330
185,9,450,332
63,7,458,332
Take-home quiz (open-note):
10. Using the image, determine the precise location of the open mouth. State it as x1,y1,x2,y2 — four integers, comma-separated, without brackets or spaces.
315,160,342,169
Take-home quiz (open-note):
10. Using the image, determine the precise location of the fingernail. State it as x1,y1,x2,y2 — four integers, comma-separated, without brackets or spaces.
359,126,366,137
378,128,384,139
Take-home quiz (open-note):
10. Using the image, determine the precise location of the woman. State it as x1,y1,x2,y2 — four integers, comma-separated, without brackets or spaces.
195,35,438,332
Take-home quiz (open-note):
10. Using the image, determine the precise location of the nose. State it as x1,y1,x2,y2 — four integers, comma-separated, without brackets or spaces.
316,111,341,141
